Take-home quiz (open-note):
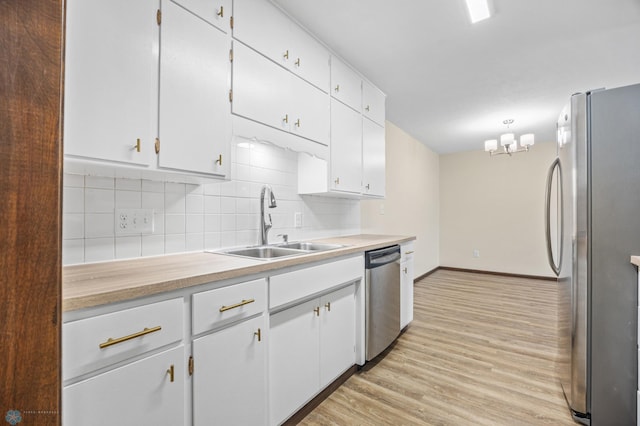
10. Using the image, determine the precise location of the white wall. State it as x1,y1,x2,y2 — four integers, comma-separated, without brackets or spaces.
62,140,360,265
361,121,440,277
439,141,557,277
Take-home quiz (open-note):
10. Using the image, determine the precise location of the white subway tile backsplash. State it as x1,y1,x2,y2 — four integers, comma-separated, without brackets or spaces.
115,190,141,208
85,188,114,213
116,236,141,259
62,141,360,265
85,213,114,238
85,237,115,263
85,176,114,189
63,213,84,239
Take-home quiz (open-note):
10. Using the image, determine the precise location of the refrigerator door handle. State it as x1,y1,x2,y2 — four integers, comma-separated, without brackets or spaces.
545,158,563,276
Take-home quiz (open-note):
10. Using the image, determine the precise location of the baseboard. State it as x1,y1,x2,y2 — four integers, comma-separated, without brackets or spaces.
434,266,557,281
414,267,439,283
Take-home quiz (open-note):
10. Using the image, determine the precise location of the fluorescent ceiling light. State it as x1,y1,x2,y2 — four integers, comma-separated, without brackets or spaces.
465,0,491,23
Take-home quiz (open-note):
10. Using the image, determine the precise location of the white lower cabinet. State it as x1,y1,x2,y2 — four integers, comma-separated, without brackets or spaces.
400,242,415,329
193,314,266,425
269,284,356,425
63,345,185,426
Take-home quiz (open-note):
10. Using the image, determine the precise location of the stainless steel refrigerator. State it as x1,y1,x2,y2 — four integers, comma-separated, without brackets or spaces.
545,83,640,425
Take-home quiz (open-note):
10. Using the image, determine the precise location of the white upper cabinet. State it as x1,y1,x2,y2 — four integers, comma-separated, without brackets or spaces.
158,0,231,177
362,118,386,197
290,75,330,145
330,56,362,112
232,42,292,133
171,0,231,32
233,0,330,92
64,0,158,166
330,99,363,194
289,26,330,92
362,80,386,126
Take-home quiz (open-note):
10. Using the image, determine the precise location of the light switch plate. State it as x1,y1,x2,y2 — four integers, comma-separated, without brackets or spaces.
115,209,154,235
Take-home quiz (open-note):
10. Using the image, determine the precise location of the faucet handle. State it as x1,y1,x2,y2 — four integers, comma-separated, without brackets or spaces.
277,234,289,243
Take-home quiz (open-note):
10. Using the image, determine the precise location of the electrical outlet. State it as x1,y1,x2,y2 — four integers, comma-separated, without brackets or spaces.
294,212,302,228
473,249,480,258
115,209,154,235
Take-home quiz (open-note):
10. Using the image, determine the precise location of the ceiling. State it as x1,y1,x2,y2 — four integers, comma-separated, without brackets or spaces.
273,0,640,153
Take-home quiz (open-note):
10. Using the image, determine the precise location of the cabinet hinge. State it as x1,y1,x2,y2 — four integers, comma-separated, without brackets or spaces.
229,48,233,63
154,137,160,154
156,9,162,25
188,355,194,376
230,16,234,29
229,89,233,103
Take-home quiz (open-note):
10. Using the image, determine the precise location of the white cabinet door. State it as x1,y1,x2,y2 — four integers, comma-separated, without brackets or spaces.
362,80,386,126
232,42,291,134
193,315,266,426
330,99,362,193
269,298,320,425
362,118,386,197
232,0,291,68
290,27,330,93
64,0,157,165
63,346,185,426
159,0,231,177
172,0,230,32
330,56,361,112
290,75,330,145
319,284,356,388
400,243,415,329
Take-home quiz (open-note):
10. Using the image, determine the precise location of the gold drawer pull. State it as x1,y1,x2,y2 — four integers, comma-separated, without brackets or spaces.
99,326,162,349
405,251,414,255
219,298,255,312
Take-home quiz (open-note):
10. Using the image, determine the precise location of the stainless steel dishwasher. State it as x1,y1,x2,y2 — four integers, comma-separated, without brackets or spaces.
365,245,401,361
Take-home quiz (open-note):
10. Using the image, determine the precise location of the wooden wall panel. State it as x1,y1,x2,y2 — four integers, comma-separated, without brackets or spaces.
0,1,63,424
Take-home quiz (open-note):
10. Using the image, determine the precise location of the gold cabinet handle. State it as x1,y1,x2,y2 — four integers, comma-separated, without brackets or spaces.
314,307,320,316
295,58,300,67
254,328,262,342
99,326,162,349
365,105,370,112
294,118,300,128
188,356,194,376
167,364,174,382
334,84,340,93
217,5,223,17
133,138,141,152
283,114,289,124
334,177,340,185
219,298,255,312
215,154,222,165
365,183,370,190
405,251,414,255
283,50,289,60
403,267,408,274
325,302,331,311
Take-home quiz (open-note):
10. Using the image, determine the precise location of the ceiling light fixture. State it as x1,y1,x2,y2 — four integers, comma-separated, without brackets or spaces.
465,0,491,23
484,119,535,156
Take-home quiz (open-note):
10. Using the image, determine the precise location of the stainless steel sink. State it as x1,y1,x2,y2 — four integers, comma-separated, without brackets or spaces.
221,246,306,259
275,242,345,251
215,241,346,260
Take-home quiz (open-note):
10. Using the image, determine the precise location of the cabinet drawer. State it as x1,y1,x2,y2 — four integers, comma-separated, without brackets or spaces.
63,298,183,380
270,255,363,309
192,278,267,335
402,242,415,262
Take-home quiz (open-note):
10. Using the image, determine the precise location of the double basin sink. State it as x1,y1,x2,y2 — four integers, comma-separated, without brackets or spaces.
218,241,346,260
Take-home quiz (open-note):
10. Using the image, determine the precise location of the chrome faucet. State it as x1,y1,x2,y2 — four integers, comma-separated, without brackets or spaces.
259,185,277,245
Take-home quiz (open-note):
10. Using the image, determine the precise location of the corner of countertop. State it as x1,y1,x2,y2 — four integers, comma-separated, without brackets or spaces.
631,255,640,267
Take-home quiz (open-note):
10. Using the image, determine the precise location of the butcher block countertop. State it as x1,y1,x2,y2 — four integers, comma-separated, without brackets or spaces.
632,256,640,267
63,234,415,312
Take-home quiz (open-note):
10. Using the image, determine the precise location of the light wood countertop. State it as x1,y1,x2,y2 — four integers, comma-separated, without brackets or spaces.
63,234,415,312
632,256,640,267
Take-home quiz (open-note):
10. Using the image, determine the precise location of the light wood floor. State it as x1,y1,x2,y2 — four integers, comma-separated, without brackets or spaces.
300,269,576,425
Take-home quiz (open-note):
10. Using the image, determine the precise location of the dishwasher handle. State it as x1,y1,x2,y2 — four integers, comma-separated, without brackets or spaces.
365,245,401,268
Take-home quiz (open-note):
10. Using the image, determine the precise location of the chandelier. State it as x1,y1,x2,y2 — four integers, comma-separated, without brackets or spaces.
484,119,534,156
